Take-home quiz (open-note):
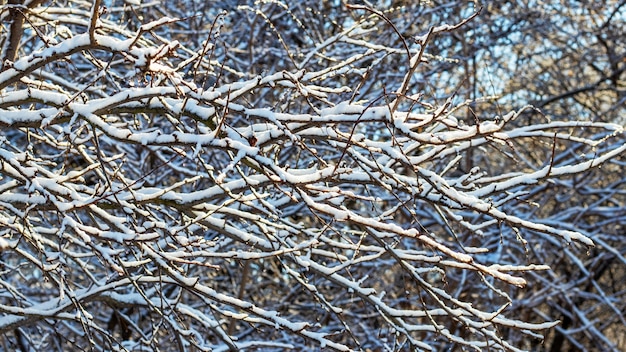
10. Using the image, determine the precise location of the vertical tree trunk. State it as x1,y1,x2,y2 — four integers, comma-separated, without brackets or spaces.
1,0,45,70
2,0,26,70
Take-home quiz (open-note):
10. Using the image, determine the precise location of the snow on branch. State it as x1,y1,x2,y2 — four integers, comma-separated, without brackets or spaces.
0,2,623,351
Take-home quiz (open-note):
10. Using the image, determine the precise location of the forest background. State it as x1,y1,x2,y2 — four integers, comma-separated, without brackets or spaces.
0,1,624,351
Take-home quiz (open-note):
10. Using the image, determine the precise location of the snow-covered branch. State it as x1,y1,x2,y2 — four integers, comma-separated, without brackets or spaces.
1,1,624,351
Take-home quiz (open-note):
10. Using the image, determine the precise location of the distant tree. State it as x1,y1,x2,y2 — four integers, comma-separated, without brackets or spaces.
0,1,624,351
